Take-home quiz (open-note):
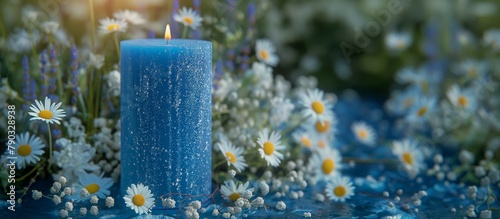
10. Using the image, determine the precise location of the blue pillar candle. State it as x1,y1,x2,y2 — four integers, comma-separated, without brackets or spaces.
120,37,212,206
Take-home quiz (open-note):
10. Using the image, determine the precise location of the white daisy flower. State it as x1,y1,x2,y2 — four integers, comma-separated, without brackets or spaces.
216,138,248,172
405,96,436,124
385,86,420,116
483,29,500,51
257,128,285,167
255,39,279,66
7,132,45,169
325,176,355,202
309,148,342,182
392,139,424,179
113,10,146,25
173,7,203,30
351,121,376,146
385,31,412,51
98,18,128,34
453,59,488,79
446,84,477,112
298,89,335,125
123,183,155,215
29,96,66,124
77,172,114,199
292,129,314,149
220,180,250,202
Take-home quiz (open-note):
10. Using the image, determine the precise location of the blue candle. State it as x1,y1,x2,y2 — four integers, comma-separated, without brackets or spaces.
120,37,212,207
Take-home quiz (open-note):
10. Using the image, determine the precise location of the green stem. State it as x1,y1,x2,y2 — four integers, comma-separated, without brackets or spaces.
181,26,189,39
213,159,227,171
46,123,53,171
17,159,45,182
114,33,120,60
88,0,96,53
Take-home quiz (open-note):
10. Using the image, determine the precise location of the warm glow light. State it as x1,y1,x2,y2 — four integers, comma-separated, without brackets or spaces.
165,24,171,40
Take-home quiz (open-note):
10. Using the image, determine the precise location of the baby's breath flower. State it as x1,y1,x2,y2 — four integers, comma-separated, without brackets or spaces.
252,197,264,207
276,201,286,211
162,197,176,208
59,176,67,185
59,209,69,218
212,208,219,216
90,205,99,216
53,195,62,205
90,195,99,204
235,198,245,208
63,187,71,195
79,207,87,216
105,197,115,208
65,202,74,211
32,190,42,200
189,200,202,209
80,188,90,198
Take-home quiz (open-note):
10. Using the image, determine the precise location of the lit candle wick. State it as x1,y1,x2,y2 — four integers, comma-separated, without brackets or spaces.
165,24,171,45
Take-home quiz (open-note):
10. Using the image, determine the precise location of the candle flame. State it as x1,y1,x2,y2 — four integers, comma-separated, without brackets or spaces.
165,24,171,40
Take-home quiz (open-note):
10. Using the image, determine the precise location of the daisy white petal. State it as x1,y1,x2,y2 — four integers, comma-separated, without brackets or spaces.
29,97,66,124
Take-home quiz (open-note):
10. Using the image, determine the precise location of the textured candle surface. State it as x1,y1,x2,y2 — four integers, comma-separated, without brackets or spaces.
120,39,212,206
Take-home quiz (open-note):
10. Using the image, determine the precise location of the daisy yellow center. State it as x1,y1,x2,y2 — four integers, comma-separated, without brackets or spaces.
132,194,146,206
38,109,53,119
300,137,312,148
458,96,468,107
396,40,406,49
315,121,330,133
106,23,121,31
468,68,477,77
318,140,327,148
183,16,194,25
322,158,335,174
357,129,368,139
228,193,240,202
403,98,413,108
225,152,237,163
334,186,346,197
421,81,428,93
263,141,274,155
417,107,427,117
311,101,325,114
402,152,414,165
259,50,269,60
17,144,32,157
85,184,100,194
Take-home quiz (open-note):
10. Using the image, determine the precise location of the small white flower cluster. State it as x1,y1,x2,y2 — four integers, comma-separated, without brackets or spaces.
32,176,114,218
184,200,203,219
93,118,121,181
52,135,99,183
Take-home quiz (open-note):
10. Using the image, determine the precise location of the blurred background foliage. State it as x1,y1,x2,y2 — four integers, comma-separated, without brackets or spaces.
259,0,500,96
1,0,500,96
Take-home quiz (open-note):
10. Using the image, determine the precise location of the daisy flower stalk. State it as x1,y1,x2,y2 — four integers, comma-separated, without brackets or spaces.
29,97,66,169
